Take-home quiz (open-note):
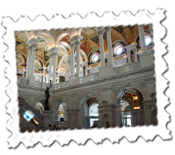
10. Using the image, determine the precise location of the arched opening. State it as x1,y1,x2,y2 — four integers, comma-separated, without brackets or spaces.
89,103,99,128
79,94,99,129
53,100,67,130
117,87,144,127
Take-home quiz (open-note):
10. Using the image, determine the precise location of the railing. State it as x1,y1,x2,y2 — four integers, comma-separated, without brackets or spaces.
54,82,69,89
79,72,99,84
114,61,141,74
35,81,49,89
18,77,29,86
18,61,142,89
129,61,141,71
35,81,42,88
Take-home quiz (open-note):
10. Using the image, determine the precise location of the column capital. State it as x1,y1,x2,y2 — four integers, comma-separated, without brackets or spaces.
48,46,59,57
70,43,76,49
26,38,38,48
68,35,83,45
76,41,81,47
105,26,112,33
97,28,105,36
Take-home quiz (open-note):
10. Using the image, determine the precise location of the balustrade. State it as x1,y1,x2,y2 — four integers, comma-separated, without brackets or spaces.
79,72,99,84
129,61,141,71
17,52,152,90
114,61,141,74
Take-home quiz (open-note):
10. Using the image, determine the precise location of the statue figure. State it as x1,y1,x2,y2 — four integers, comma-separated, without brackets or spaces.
44,86,50,110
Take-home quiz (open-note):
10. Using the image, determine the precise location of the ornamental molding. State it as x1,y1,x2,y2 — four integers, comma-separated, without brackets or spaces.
26,38,38,48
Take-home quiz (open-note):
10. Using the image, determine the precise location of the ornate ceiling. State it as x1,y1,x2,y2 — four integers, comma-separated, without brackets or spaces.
15,25,150,73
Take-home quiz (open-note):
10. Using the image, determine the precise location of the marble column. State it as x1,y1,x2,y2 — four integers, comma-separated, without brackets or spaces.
26,47,31,78
126,50,132,63
70,43,75,76
67,59,70,78
48,47,59,83
76,41,81,77
56,71,60,83
125,43,138,63
106,27,113,66
116,105,122,127
138,25,147,54
49,56,53,80
143,100,152,125
149,24,152,37
53,53,57,84
26,38,38,78
136,111,141,125
43,67,46,82
97,28,105,67
30,46,37,77
131,112,137,126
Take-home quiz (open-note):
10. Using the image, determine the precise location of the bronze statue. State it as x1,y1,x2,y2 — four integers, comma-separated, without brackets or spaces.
44,86,50,110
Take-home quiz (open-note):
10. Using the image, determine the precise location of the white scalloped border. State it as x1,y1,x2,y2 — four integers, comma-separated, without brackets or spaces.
2,9,170,148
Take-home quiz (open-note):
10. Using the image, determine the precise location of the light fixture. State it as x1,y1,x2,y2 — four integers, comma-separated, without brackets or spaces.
114,46,123,55
92,54,99,63
133,106,140,109
145,36,152,46
133,95,138,100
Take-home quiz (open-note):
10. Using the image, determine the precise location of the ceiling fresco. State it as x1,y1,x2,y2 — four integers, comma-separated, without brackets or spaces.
15,25,150,73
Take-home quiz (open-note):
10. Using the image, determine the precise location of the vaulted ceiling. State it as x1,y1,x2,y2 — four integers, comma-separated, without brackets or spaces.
15,25,150,73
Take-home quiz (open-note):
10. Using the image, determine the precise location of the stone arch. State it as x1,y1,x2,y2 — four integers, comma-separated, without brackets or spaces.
59,42,71,52
75,49,87,61
36,31,55,49
52,96,69,108
56,32,70,45
112,84,147,105
81,49,87,61
53,99,68,125
24,31,37,40
57,43,69,56
112,40,127,47
77,90,101,109
78,91,100,129
58,55,67,68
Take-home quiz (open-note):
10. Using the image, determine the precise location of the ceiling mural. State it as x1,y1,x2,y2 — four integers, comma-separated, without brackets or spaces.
15,25,150,74
17,52,26,67
34,58,43,71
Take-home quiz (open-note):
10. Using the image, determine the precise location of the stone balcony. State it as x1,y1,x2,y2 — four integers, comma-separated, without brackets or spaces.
17,51,154,91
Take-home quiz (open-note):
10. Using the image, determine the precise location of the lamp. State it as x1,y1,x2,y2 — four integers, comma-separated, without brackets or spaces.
133,95,138,100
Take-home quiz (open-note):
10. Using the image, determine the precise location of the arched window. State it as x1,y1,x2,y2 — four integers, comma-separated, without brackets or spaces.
89,104,99,116
145,36,152,46
114,46,123,55
91,54,99,63
58,104,65,121
89,103,99,127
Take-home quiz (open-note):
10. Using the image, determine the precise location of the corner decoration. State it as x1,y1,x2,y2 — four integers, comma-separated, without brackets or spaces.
0,2,175,155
